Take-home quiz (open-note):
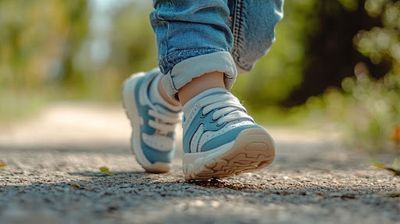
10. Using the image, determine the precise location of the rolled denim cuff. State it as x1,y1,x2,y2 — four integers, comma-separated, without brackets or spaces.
160,51,238,98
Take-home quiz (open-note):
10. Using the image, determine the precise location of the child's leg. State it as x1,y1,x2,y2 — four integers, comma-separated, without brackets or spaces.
123,0,234,174
155,0,284,103
150,0,283,180
150,1,237,100
177,71,225,105
123,0,283,177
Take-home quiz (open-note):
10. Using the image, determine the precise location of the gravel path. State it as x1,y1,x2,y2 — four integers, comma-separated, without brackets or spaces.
0,104,399,224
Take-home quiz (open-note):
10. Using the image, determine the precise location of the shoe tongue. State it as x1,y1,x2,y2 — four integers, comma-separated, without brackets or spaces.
182,87,227,113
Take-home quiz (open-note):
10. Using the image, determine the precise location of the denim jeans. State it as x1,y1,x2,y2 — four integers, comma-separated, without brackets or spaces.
150,0,284,97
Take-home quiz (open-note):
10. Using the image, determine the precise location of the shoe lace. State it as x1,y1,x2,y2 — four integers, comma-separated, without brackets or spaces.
197,93,254,125
148,109,181,135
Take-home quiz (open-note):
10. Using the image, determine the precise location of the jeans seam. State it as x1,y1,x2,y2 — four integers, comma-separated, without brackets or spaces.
231,0,251,71
154,7,171,73
163,21,170,68
232,0,240,53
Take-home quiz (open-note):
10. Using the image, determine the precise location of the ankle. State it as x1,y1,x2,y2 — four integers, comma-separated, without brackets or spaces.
178,71,225,105
158,80,181,107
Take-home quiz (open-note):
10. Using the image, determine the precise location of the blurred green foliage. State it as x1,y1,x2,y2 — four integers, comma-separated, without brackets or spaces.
356,0,400,72
0,0,90,121
0,1,157,124
301,0,400,152
302,71,400,152
340,0,400,151
0,0,155,104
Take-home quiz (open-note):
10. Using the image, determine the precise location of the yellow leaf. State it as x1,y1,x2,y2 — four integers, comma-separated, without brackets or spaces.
372,161,400,176
0,161,6,169
386,192,400,198
372,161,385,169
69,183,81,189
99,166,113,176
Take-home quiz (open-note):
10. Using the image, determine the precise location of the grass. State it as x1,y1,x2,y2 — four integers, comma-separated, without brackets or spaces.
293,73,400,153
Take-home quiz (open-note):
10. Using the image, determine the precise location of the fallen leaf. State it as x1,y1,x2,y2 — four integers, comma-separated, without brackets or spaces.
99,166,113,176
372,161,385,169
68,183,96,191
392,126,400,142
0,161,6,169
69,183,82,189
372,161,400,176
385,192,400,198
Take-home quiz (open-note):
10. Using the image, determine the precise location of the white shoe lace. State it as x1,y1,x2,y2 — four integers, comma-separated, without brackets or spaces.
148,109,181,135
197,93,254,125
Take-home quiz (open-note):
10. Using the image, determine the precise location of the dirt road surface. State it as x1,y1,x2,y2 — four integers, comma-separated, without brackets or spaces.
0,104,399,224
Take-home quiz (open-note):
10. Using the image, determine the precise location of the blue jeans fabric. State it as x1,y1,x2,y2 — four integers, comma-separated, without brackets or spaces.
150,0,284,97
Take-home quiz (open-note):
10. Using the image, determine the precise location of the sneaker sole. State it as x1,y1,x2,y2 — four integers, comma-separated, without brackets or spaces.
183,127,275,180
122,73,171,173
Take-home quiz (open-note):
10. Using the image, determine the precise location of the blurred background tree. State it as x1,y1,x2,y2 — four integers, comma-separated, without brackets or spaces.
0,0,90,118
323,0,400,152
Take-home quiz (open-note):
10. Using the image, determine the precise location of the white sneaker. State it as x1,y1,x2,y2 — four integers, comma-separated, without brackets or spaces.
181,88,275,180
122,70,181,173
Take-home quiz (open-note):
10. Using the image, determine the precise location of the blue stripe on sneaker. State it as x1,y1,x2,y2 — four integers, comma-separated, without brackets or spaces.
200,124,261,152
133,72,173,163
183,109,228,153
134,76,156,135
141,141,174,163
